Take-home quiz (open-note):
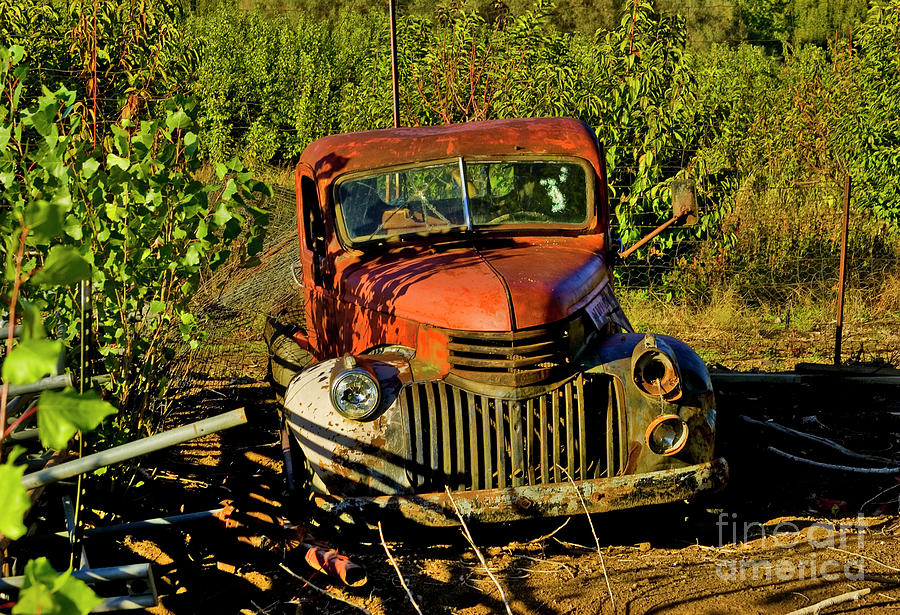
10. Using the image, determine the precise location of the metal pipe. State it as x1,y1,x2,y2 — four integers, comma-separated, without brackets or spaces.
0,564,151,590
79,509,224,535
92,594,157,612
835,174,851,365
0,325,21,339
21,408,247,490
388,0,400,128
8,373,73,397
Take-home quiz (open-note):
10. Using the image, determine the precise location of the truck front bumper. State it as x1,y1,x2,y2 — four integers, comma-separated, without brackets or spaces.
317,457,728,526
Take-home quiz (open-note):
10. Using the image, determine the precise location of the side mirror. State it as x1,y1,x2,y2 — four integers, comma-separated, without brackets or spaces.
618,178,700,260
671,179,699,226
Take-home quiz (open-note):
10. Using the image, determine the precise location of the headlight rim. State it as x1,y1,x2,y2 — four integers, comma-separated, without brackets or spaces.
645,413,689,456
330,366,382,421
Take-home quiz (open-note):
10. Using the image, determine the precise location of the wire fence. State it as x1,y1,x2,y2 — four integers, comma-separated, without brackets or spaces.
615,178,900,370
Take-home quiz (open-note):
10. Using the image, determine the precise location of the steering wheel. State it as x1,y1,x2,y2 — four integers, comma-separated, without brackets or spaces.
487,211,552,225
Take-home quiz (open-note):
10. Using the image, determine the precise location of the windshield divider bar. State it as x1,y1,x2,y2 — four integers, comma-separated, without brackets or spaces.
458,157,472,230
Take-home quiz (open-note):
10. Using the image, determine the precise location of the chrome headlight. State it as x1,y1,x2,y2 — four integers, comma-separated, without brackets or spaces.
645,414,689,456
330,363,381,421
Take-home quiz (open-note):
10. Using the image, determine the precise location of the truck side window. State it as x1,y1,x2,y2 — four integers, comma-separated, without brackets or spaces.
301,175,326,286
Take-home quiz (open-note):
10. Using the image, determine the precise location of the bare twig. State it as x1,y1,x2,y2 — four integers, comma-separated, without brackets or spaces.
827,547,900,572
559,466,615,610
378,522,423,615
740,415,894,464
784,588,870,615
860,483,900,513
444,487,513,615
278,563,371,615
527,518,570,544
767,446,900,475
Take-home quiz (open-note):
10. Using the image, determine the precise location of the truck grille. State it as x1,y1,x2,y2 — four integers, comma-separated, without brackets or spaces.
445,318,583,387
400,375,621,491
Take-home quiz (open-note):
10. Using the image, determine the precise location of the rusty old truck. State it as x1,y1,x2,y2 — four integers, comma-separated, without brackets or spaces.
266,117,727,525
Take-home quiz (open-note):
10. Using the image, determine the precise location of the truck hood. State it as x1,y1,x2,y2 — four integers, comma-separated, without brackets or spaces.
338,241,608,331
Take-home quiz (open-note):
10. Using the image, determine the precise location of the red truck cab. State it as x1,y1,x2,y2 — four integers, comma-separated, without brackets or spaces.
271,117,727,525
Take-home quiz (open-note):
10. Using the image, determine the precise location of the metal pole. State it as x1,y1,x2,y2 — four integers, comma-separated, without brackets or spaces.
835,175,851,365
77,509,224,535
21,408,247,490
0,563,151,590
389,0,400,128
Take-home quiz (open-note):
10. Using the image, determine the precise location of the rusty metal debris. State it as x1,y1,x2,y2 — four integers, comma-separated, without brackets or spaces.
300,543,367,587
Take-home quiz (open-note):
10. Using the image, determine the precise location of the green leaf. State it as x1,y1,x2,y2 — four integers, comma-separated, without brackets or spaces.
24,201,66,243
166,109,191,130
12,557,103,615
31,246,91,286
63,215,84,241
2,339,61,385
106,154,130,171
81,158,100,179
20,301,46,341
148,300,166,317
37,389,117,450
0,448,30,540
213,202,232,226
220,178,237,202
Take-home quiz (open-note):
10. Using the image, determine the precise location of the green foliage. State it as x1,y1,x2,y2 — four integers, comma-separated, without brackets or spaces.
37,389,117,450
0,448,30,540
12,558,102,615
1,339,62,385
1,46,271,419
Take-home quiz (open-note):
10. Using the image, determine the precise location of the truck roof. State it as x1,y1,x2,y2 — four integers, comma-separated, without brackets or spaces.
298,117,603,182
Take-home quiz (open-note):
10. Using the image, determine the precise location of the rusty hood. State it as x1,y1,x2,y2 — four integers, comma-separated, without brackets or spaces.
337,240,608,332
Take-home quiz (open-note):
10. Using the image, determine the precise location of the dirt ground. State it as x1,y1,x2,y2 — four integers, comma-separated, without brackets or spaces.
10,363,896,615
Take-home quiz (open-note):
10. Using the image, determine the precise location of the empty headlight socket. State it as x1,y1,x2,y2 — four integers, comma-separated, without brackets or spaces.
631,334,682,402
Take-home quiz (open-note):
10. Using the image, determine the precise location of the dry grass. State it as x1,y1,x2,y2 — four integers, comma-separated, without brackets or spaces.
617,284,900,371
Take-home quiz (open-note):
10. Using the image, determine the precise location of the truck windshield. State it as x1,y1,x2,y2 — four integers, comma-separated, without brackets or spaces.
336,158,591,244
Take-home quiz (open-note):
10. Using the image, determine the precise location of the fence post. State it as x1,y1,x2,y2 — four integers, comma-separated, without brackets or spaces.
835,174,851,365
388,0,400,129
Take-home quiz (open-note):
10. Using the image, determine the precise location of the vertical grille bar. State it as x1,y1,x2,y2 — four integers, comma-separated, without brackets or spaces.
539,395,549,483
615,380,627,473
495,398,507,488
480,395,492,489
467,392,480,489
438,383,452,478
411,386,425,485
565,381,575,479
606,379,615,479
510,401,524,487
525,398,535,484
452,386,465,490
576,376,587,480
425,383,439,474
552,390,561,482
